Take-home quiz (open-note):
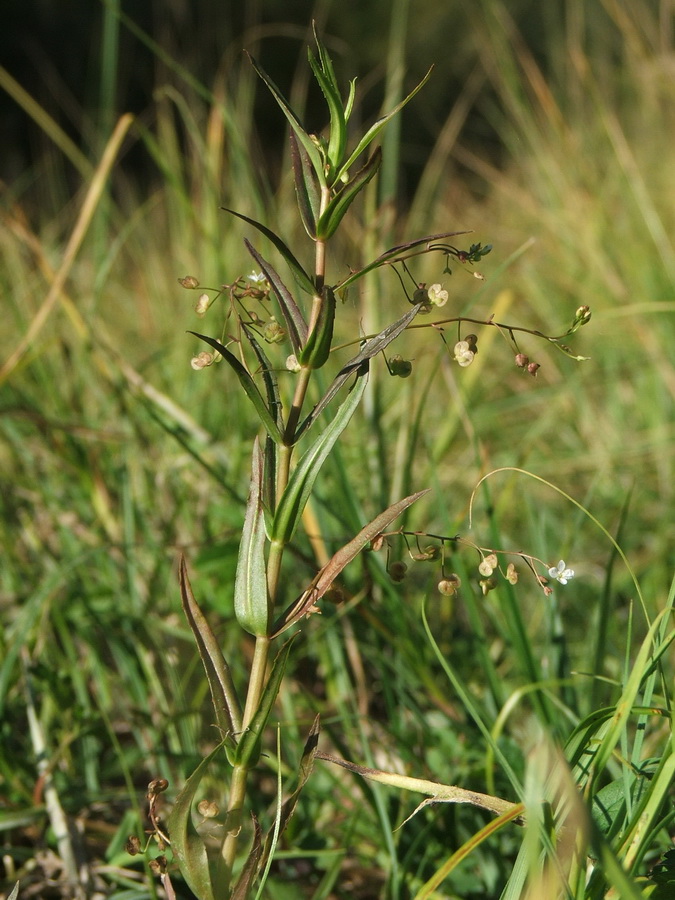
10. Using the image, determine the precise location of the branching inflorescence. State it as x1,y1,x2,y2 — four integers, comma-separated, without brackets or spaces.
145,26,590,900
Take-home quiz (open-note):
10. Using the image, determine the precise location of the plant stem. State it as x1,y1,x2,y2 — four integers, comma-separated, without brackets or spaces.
219,198,330,891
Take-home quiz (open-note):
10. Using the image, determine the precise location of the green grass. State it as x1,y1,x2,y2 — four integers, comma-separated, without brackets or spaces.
1,2,674,898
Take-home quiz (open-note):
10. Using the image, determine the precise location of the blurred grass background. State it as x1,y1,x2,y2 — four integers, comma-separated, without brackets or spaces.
1,1,674,898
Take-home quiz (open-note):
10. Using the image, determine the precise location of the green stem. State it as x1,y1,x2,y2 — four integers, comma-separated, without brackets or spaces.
219,761,250,884
218,189,331,891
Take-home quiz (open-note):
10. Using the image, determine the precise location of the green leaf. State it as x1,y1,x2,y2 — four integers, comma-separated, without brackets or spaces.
263,435,277,526
244,242,308,353
271,366,368,543
229,813,263,900
344,78,357,122
298,302,422,436
234,638,296,768
259,716,321,871
234,439,270,636
245,53,325,188
298,286,336,370
221,206,315,296
333,230,471,293
272,490,429,636
316,148,381,240
167,743,227,900
334,66,434,184
179,556,242,739
188,332,283,444
241,324,283,432
290,131,320,239
307,42,346,176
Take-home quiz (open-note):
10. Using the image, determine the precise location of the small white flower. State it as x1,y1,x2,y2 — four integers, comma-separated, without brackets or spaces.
548,560,574,585
427,283,448,307
194,293,211,317
247,271,267,284
453,340,475,367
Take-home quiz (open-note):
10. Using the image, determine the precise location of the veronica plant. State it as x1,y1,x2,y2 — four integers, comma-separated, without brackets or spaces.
150,28,590,900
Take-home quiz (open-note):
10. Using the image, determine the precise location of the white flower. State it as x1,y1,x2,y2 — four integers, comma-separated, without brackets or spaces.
247,271,267,284
427,283,448,307
194,293,211,317
548,560,574,585
453,340,475,367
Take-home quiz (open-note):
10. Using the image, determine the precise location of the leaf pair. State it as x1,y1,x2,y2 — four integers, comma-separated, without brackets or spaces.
248,29,433,238
168,711,321,900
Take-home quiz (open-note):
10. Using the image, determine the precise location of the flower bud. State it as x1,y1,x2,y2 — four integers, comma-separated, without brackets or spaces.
197,799,219,818
515,353,529,368
125,836,142,856
412,544,440,562
388,561,407,583
389,354,413,378
178,275,200,289
438,574,461,595
194,293,211,317
413,286,432,313
479,577,498,595
148,778,169,795
286,354,301,373
191,351,215,370
263,317,285,344
527,362,540,376
573,305,592,326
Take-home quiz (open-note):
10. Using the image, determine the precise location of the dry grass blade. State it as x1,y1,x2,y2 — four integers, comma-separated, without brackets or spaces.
0,113,134,384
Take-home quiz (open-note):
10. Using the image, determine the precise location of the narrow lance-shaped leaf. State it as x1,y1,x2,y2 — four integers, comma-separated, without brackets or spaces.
245,53,325,188
234,439,270,636
334,230,471,293
307,46,346,177
234,637,296,768
298,286,336,370
188,332,283,444
221,206,315,296
259,716,321,871
311,25,346,171
167,742,229,900
179,555,242,738
239,326,280,517
229,813,263,900
298,302,423,437
344,78,357,122
272,490,429,636
334,66,434,184
244,241,308,352
271,366,369,543
241,323,283,431
290,131,320,239
316,148,382,241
